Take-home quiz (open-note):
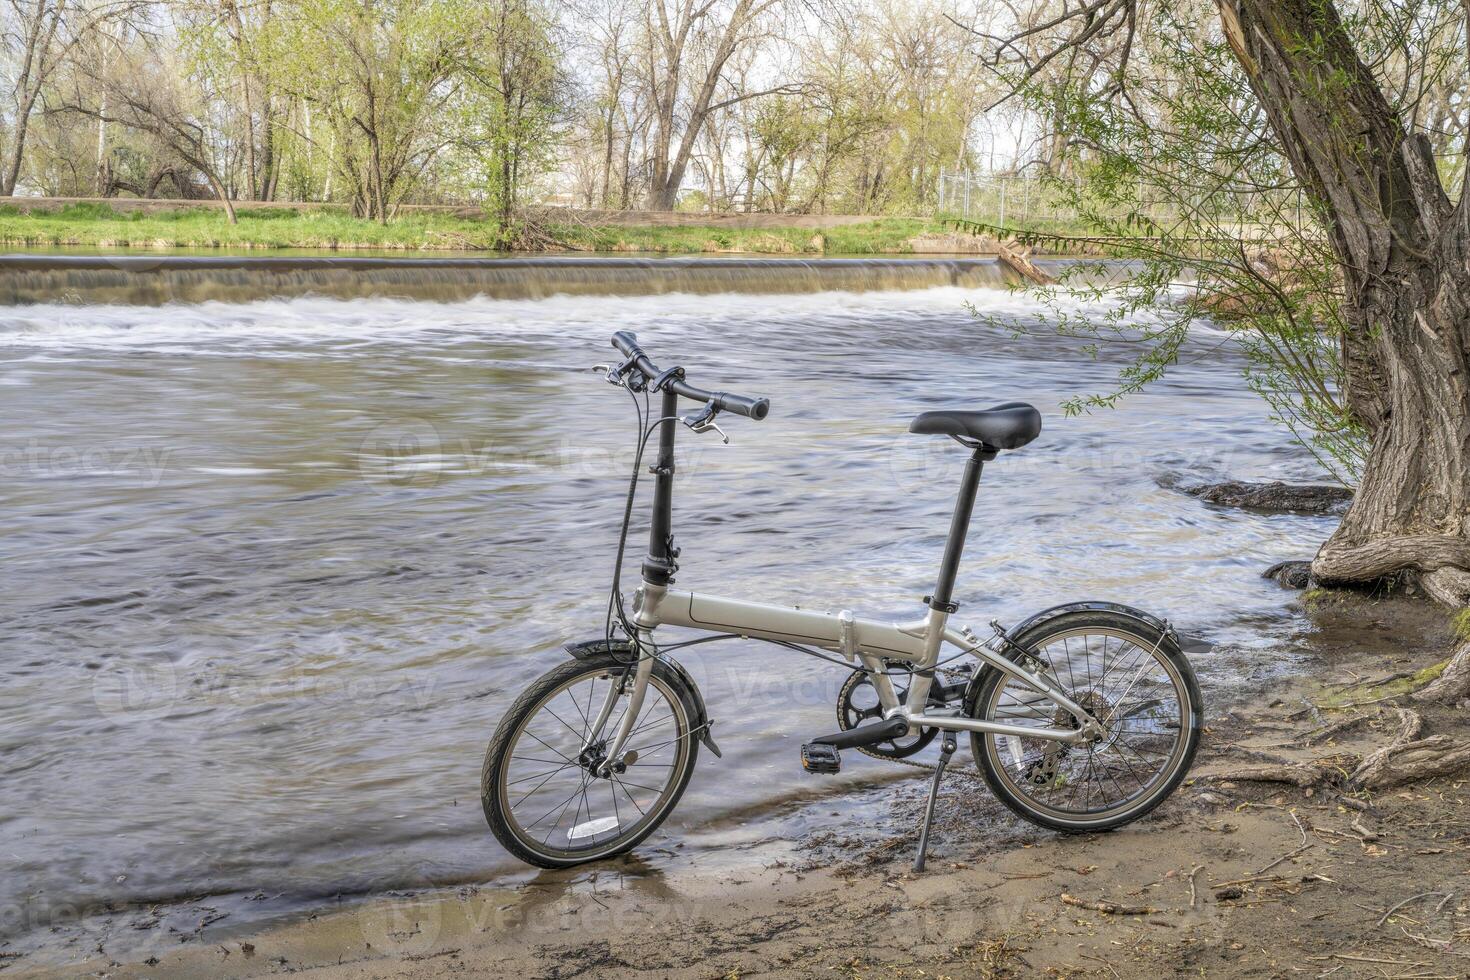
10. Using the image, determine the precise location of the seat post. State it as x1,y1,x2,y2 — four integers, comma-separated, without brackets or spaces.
928,446,993,612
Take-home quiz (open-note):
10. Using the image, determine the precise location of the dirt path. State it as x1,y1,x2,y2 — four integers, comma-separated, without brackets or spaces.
15,598,1470,979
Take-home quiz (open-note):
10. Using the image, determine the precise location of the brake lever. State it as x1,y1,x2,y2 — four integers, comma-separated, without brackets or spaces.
596,355,645,390
695,418,730,444
682,400,730,444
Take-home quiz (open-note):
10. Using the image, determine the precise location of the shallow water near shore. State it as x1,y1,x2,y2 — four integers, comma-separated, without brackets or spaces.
0,270,1338,960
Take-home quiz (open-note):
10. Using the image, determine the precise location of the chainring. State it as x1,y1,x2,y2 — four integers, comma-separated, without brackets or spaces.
836,667,939,760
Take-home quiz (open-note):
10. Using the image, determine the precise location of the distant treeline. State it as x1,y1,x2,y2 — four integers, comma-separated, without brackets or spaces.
0,0,1030,232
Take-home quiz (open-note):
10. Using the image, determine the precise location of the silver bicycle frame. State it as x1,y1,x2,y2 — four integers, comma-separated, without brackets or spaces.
597,583,1101,765
588,365,1098,767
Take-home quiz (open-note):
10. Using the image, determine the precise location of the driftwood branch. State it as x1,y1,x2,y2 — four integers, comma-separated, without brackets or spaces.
1060,893,1161,915
1197,755,1354,788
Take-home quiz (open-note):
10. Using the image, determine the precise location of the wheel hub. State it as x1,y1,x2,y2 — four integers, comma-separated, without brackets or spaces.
1070,690,1115,747
578,741,627,778
1019,692,1114,786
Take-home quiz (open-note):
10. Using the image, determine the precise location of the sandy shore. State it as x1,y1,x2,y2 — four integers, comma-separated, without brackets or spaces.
13,596,1470,979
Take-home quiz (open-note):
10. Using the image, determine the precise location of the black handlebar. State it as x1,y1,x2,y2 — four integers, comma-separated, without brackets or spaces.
610,330,770,421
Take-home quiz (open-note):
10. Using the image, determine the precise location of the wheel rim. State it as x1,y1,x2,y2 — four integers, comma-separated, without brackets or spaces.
498,668,691,860
980,627,1191,824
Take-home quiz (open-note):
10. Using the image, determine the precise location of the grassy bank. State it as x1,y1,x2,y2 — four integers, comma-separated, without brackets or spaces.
0,202,954,254
541,215,944,253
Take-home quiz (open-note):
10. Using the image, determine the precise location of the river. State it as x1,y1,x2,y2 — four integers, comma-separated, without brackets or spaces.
0,256,1337,958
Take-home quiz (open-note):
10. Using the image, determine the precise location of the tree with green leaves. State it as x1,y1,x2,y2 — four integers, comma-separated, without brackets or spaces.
2,0,144,195
63,19,243,221
263,0,475,222
456,0,562,239
639,0,795,210
970,0,1470,702
177,0,281,201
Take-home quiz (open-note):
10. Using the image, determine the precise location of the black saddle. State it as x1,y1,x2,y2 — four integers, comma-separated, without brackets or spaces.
908,402,1041,451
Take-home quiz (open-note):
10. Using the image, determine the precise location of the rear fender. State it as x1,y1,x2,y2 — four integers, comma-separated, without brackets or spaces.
1004,601,1174,643
564,639,722,758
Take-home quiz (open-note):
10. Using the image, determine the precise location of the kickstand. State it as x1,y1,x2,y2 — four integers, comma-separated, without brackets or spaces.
913,732,958,873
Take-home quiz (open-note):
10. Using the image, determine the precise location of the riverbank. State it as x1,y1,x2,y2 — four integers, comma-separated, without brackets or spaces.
0,202,974,255
17,595,1470,979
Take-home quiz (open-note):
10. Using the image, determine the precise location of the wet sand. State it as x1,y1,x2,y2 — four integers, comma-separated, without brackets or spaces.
17,595,1470,979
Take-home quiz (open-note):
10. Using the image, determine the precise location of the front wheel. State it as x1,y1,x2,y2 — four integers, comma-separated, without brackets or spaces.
967,610,1202,833
481,652,700,868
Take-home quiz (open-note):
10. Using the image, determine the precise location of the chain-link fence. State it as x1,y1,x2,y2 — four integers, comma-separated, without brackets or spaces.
936,171,1086,227
935,169,1311,238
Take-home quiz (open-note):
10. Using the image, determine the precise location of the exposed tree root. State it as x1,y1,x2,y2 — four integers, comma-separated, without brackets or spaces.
1348,736,1470,789
1299,712,1372,746
1198,755,1355,788
1310,534,1470,704
1422,566,1470,607
1414,638,1470,702
1311,535,1470,587
1347,706,1470,789
1204,706,1470,792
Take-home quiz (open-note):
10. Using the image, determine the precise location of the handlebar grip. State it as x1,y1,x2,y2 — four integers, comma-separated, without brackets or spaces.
610,330,643,360
711,392,770,420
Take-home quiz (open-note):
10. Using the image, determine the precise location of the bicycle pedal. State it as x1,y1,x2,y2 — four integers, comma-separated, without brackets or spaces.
801,742,841,774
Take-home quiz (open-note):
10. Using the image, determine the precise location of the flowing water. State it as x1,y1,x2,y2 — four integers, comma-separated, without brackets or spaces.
0,257,1337,957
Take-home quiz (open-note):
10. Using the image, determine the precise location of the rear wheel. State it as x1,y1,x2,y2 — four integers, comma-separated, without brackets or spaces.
481,653,699,868
967,611,1202,833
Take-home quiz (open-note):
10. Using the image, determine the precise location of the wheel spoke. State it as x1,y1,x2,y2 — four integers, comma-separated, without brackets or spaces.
610,774,648,816
511,767,570,810
522,730,576,764
507,763,575,787
540,702,590,744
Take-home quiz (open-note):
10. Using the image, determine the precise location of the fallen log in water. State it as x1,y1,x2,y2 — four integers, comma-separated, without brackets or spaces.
996,239,1055,284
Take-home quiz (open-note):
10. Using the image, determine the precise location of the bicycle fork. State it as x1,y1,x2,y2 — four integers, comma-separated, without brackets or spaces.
585,634,655,776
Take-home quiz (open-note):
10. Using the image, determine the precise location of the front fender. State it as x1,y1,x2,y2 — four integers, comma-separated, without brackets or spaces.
563,638,722,758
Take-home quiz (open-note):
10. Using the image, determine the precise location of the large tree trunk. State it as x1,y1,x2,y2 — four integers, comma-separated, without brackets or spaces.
1219,0,1470,696
202,171,238,224
258,95,279,201
645,0,763,211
